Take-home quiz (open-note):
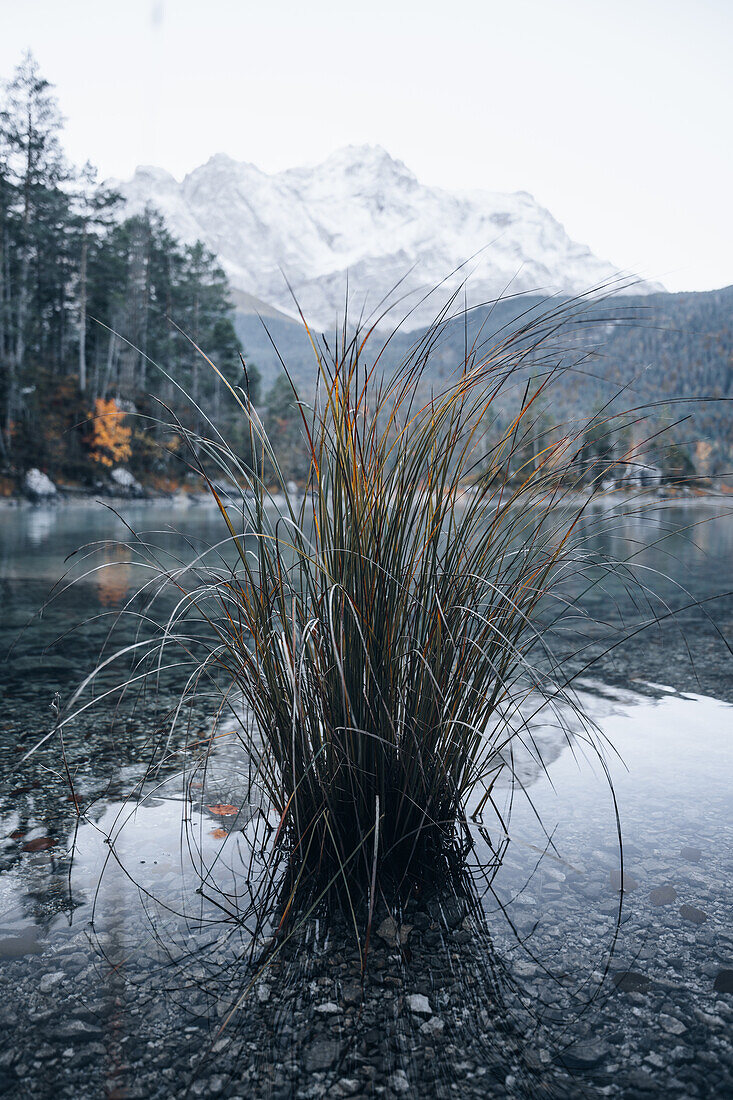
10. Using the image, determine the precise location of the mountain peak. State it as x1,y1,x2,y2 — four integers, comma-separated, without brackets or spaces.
110,149,650,330
317,143,416,180
202,152,238,170
131,165,179,186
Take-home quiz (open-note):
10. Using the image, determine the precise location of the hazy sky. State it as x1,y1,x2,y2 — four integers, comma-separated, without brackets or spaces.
2,0,732,292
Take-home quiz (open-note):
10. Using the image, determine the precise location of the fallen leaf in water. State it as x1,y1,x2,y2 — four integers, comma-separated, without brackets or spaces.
207,804,238,817
9,830,25,840
210,828,228,839
22,837,56,852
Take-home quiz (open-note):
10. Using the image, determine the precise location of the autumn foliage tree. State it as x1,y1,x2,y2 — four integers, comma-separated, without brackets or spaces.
88,397,131,468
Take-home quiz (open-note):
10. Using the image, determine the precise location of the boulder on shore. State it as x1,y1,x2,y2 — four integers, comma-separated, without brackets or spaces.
23,468,57,501
110,467,144,497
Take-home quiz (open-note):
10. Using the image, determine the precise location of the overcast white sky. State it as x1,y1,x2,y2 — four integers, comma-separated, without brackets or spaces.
2,0,732,292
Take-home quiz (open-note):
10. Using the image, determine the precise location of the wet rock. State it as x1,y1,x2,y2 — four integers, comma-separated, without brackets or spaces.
38,971,65,994
420,1017,445,1038
375,917,411,948
649,885,677,906
680,904,708,925
659,1014,687,1036
362,1027,380,1048
335,1079,360,1096
524,1048,550,1071
680,847,702,862
304,1040,341,1073
406,994,432,1017
388,1069,410,1093
513,960,538,979
625,1068,657,1092
713,970,733,994
341,982,362,1006
315,1002,340,1015
613,971,651,993
610,869,639,893
442,900,466,930
60,952,90,975
54,1019,103,1042
33,1042,57,1061
559,1039,609,1070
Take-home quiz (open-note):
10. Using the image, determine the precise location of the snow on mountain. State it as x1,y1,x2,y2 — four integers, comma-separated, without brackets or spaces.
110,145,647,331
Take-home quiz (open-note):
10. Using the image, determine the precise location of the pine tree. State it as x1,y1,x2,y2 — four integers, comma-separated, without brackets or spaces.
0,53,243,483
0,51,70,452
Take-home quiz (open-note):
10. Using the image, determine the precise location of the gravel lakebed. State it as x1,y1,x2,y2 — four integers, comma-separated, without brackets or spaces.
1,757,732,1100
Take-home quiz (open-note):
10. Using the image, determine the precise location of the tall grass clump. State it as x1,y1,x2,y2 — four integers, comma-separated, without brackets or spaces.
147,297,634,900
51,291,683,927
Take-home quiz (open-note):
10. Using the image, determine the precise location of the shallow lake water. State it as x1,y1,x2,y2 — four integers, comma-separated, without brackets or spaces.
0,497,731,1098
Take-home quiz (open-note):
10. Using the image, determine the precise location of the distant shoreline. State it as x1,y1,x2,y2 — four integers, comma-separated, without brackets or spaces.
2,485,730,511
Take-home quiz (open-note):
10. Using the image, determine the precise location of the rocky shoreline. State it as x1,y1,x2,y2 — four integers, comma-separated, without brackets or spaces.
2,469,729,512
2,773,733,1100
1,866,732,1100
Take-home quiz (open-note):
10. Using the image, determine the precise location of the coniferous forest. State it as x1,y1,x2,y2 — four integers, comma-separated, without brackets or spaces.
0,53,257,495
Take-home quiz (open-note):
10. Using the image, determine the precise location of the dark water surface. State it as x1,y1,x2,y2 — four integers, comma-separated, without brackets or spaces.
0,498,731,1099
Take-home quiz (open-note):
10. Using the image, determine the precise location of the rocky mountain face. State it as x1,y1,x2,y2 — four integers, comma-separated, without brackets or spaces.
110,145,644,331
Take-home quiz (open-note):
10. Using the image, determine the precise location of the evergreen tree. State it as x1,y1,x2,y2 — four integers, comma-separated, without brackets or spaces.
0,50,70,453
0,52,244,484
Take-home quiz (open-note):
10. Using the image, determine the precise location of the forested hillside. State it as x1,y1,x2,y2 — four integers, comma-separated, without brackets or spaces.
237,285,733,482
0,54,254,494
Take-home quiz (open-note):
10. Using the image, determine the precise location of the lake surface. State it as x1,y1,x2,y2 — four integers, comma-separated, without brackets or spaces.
0,497,731,1099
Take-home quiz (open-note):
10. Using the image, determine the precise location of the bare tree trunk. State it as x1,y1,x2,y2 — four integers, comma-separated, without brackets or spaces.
0,221,9,460
190,287,201,440
9,108,34,453
100,328,117,403
78,225,87,391
0,221,5,363
139,228,151,392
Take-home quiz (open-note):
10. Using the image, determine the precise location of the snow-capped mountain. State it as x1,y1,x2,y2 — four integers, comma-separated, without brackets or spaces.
110,145,645,331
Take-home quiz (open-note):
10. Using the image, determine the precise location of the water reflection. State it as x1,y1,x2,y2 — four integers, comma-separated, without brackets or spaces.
25,506,58,547
6,685,726,1096
0,500,732,1097
94,543,135,608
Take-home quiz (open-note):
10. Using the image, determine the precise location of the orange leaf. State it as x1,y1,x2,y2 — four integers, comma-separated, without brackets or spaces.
210,828,228,840
207,804,239,817
22,837,56,852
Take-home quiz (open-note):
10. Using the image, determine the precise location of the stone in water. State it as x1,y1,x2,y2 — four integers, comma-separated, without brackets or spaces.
679,904,707,925
649,885,677,906
613,971,650,993
610,869,638,893
713,970,733,994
